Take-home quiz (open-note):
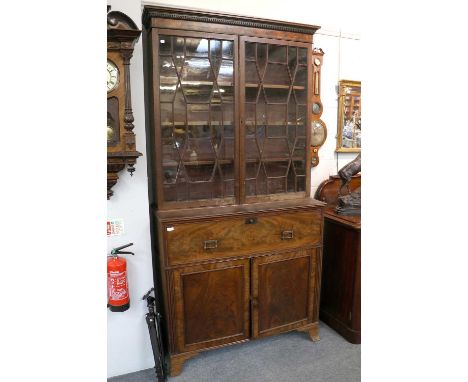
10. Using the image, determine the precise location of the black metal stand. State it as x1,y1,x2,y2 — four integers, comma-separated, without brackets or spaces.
143,288,167,382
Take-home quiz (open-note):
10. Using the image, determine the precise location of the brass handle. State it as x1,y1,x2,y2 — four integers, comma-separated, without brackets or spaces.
203,239,218,250
281,230,294,240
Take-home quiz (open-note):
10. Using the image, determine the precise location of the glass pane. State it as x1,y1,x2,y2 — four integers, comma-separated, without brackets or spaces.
159,35,171,55
293,160,306,175
160,103,173,126
222,163,235,181
185,38,209,57
263,63,290,85
287,125,295,150
296,176,305,192
298,48,307,65
217,60,234,84
189,181,213,200
257,91,267,124
245,61,259,84
187,104,209,125
263,139,289,159
293,137,306,158
294,88,307,105
245,103,256,127
266,125,286,138
288,47,297,72
245,42,256,60
224,179,234,196
246,87,259,103
185,138,215,162
264,87,290,104
222,103,234,127
210,40,222,57
287,166,295,192
246,137,260,160
257,43,267,78
268,45,287,63
180,57,214,103
173,37,185,70
159,57,178,102
181,57,214,82
268,177,286,194
222,41,234,59
219,84,234,103
173,86,186,126
297,105,306,126
265,161,288,177
294,66,307,87
267,104,287,126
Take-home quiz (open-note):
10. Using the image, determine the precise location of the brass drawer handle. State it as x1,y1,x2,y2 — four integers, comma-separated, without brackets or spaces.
281,230,294,240
204,240,218,250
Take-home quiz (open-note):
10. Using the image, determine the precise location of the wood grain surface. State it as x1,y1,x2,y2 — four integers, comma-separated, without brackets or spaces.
164,209,322,266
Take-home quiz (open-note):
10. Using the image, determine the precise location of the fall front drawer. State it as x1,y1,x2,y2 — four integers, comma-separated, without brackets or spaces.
160,209,322,266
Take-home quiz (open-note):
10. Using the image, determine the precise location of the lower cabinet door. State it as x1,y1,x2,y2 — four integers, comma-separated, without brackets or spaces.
171,259,250,353
252,249,319,338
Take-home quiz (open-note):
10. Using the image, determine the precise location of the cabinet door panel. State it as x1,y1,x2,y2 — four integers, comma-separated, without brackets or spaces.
155,30,238,206
171,259,250,353
240,37,311,202
252,249,318,338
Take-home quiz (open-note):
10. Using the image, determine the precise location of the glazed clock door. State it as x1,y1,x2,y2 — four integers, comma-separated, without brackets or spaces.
240,37,312,203
251,249,319,338
107,53,124,149
154,30,238,208
170,259,250,353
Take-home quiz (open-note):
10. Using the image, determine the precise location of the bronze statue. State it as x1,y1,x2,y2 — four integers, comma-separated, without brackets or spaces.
336,153,361,215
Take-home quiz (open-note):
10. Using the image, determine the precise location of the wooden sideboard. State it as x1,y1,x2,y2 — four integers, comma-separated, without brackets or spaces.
315,175,361,344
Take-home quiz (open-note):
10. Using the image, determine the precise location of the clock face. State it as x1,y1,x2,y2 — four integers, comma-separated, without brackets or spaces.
314,58,321,66
311,120,327,147
107,60,119,92
312,102,322,115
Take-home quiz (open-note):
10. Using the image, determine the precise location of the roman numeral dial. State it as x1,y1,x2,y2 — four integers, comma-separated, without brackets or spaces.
107,60,119,92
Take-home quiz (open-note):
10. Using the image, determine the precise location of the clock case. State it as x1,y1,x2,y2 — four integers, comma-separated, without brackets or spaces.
107,11,142,199
310,48,326,166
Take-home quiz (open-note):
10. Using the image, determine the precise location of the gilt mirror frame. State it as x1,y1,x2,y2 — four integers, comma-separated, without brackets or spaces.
336,80,361,152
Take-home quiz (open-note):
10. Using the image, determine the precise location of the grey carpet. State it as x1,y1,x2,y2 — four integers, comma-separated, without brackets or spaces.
109,321,360,382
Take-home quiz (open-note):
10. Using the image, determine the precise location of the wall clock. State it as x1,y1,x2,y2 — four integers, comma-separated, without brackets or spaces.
107,10,142,199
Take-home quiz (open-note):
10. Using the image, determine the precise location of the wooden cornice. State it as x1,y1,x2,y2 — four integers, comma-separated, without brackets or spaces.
142,5,320,35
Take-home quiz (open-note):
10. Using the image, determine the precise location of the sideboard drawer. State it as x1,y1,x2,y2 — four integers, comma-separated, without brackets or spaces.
162,209,322,266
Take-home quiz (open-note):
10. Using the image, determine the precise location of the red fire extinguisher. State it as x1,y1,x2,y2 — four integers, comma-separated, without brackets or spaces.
107,243,134,312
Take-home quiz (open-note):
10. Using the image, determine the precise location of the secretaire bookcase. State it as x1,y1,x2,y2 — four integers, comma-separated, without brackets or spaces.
142,6,326,376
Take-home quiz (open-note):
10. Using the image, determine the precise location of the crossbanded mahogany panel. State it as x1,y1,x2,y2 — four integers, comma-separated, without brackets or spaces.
172,259,250,352
164,209,321,266
252,249,314,337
